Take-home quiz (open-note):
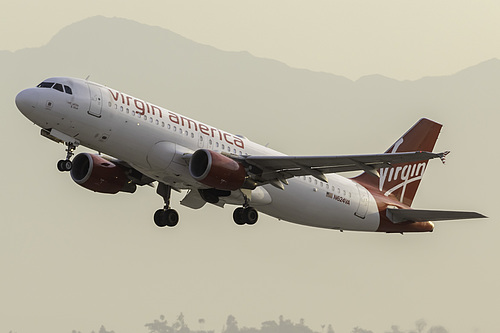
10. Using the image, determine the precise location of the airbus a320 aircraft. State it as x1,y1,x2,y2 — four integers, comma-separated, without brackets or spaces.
15,77,486,232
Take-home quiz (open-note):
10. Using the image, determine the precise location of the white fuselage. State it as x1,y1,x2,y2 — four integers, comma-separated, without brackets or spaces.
17,77,380,231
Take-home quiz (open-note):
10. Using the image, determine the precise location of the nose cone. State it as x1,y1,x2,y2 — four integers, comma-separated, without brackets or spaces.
15,89,39,116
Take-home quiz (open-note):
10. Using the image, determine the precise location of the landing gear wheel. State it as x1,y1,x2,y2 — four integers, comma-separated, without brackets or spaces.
165,209,179,227
57,159,72,172
233,207,246,225
233,207,258,225
243,207,258,225
154,209,179,227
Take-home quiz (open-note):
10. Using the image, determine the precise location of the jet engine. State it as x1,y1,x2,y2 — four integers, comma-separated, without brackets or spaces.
70,153,136,194
189,149,247,191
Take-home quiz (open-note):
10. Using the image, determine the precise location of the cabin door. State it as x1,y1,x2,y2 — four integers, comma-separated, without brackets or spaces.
355,184,369,219
87,83,103,117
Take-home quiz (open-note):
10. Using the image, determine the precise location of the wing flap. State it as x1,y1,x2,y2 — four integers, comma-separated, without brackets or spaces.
387,208,487,223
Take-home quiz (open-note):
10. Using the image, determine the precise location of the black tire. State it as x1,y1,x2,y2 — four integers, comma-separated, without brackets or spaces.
154,210,168,227
63,160,72,171
165,209,179,227
57,160,66,172
243,207,258,225
233,207,245,225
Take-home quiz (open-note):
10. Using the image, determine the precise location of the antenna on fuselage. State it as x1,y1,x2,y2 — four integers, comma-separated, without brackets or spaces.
85,75,91,81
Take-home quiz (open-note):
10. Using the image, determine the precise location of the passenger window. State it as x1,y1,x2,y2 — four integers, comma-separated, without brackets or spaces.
53,83,64,92
64,85,73,94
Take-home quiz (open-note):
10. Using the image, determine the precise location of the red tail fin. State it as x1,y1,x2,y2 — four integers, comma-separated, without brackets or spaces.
353,118,442,206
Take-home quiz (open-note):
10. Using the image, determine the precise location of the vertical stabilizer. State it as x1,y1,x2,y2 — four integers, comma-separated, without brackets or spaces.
353,118,442,206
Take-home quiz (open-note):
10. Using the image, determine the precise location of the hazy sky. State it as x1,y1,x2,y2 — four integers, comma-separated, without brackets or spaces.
2,2,498,333
4,0,500,80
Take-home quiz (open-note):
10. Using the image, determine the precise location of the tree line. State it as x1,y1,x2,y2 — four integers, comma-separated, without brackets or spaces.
42,314,449,333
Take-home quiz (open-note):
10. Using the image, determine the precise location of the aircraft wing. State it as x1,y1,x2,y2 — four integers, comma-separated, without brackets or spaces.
240,151,448,184
386,208,487,223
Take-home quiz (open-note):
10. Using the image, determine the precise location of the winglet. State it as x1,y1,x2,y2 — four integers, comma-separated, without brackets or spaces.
439,151,450,164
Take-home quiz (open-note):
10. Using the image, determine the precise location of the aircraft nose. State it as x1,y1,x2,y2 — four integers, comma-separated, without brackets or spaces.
15,89,39,115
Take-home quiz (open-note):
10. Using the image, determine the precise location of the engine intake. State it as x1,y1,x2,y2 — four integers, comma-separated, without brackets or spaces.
70,153,136,194
189,149,247,191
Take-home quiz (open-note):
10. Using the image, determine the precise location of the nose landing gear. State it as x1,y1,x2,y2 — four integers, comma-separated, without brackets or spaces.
39,128,79,172
57,142,79,171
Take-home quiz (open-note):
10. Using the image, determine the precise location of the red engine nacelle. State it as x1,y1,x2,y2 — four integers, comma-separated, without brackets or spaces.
70,153,136,194
189,149,247,191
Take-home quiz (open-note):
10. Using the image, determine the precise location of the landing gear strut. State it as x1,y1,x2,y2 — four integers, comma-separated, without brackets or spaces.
57,142,78,172
154,183,179,227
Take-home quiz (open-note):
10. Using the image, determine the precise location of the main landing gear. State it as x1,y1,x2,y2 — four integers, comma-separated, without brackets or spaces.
232,193,258,225
57,142,78,172
153,184,258,228
154,183,179,227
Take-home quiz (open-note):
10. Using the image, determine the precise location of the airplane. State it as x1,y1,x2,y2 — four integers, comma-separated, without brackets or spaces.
15,77,486,233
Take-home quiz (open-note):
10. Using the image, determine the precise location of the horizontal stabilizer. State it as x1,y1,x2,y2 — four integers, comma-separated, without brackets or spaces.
387,208,487,223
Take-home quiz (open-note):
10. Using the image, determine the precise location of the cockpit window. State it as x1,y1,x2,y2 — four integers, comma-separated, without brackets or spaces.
36,81,73,95
53,83,64,92
37,82,54,88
